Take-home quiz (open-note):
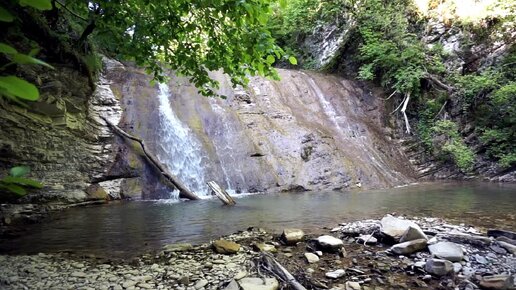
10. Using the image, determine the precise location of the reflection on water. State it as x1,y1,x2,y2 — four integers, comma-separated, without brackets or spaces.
1,182,515,258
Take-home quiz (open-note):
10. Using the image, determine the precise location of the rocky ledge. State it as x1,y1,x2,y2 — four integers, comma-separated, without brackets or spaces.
0,215,515,290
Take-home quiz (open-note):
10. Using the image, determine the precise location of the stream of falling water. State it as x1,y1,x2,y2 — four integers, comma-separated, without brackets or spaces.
156,83,209,198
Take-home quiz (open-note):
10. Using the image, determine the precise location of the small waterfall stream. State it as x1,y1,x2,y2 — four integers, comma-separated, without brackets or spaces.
156,83,209,198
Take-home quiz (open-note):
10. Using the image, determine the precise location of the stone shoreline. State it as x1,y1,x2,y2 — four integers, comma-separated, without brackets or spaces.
0,215,515,290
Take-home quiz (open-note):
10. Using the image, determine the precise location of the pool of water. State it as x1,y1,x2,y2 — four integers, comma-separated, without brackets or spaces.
1,182,515,258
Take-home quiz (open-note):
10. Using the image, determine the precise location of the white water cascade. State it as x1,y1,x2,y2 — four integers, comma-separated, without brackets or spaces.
156,83,209,198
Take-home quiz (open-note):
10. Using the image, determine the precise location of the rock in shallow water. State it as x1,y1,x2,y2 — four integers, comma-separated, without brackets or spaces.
425,258,453,276
390,239,427,255
428,242,463,262
238,277,279,290
212,240,240,254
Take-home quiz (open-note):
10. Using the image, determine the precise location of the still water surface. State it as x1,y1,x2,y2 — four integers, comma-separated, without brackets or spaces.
1,182,515,258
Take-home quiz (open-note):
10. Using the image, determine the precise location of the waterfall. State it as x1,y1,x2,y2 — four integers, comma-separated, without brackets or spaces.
156,83,209,198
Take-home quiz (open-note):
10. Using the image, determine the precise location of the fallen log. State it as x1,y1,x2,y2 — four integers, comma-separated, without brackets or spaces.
207,181,236,205
257,253,307,290
101,116,200,200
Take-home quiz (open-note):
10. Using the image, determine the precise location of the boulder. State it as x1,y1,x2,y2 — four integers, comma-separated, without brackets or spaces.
317,235,344,251
425,259,453,276
479,274,514,290
381,215,419,241
400,226,428,242
238,278,279,290
390,239,427,255
428,242,463,262
212,240,240,254
305,252,320,263
325,269,346,279
282,229,305,245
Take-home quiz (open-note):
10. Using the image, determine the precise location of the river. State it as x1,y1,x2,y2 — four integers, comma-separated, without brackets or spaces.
1,181,514,258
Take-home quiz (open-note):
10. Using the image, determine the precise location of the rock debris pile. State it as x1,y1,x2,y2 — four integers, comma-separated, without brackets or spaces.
0,215,514,290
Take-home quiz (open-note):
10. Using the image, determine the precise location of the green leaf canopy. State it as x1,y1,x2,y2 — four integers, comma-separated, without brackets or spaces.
69,0,285,95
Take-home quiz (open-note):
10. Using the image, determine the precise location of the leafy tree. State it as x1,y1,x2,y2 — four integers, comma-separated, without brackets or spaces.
0,0,54,105
52,0,293,95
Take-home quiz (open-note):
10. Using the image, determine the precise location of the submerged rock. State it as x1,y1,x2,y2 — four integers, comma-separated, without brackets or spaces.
317,235,344,251
390,239,427,255
425,258,453,276
282,229,305,245
238,277,279,290
212,240,240,254
381,215,419,241
428,242,463,262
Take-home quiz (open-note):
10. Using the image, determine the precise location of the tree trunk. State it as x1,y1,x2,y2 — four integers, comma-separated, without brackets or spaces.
101,117,201,201
207,181,235,205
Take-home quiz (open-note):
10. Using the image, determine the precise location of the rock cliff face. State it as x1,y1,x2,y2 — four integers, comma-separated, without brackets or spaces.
0,58,126,203
117,67,416,197
0,58,418,202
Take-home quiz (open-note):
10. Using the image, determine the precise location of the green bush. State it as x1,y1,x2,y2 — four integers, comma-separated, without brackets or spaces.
432,120,475,172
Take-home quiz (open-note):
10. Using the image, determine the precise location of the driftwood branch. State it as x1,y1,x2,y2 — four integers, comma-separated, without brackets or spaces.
207,181,236,205
401,93,411,134
434,100,448,120
257,253,307,290
101,116,201,200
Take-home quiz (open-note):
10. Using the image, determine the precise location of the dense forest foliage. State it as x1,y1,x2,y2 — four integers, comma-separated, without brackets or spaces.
270,0,515,172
